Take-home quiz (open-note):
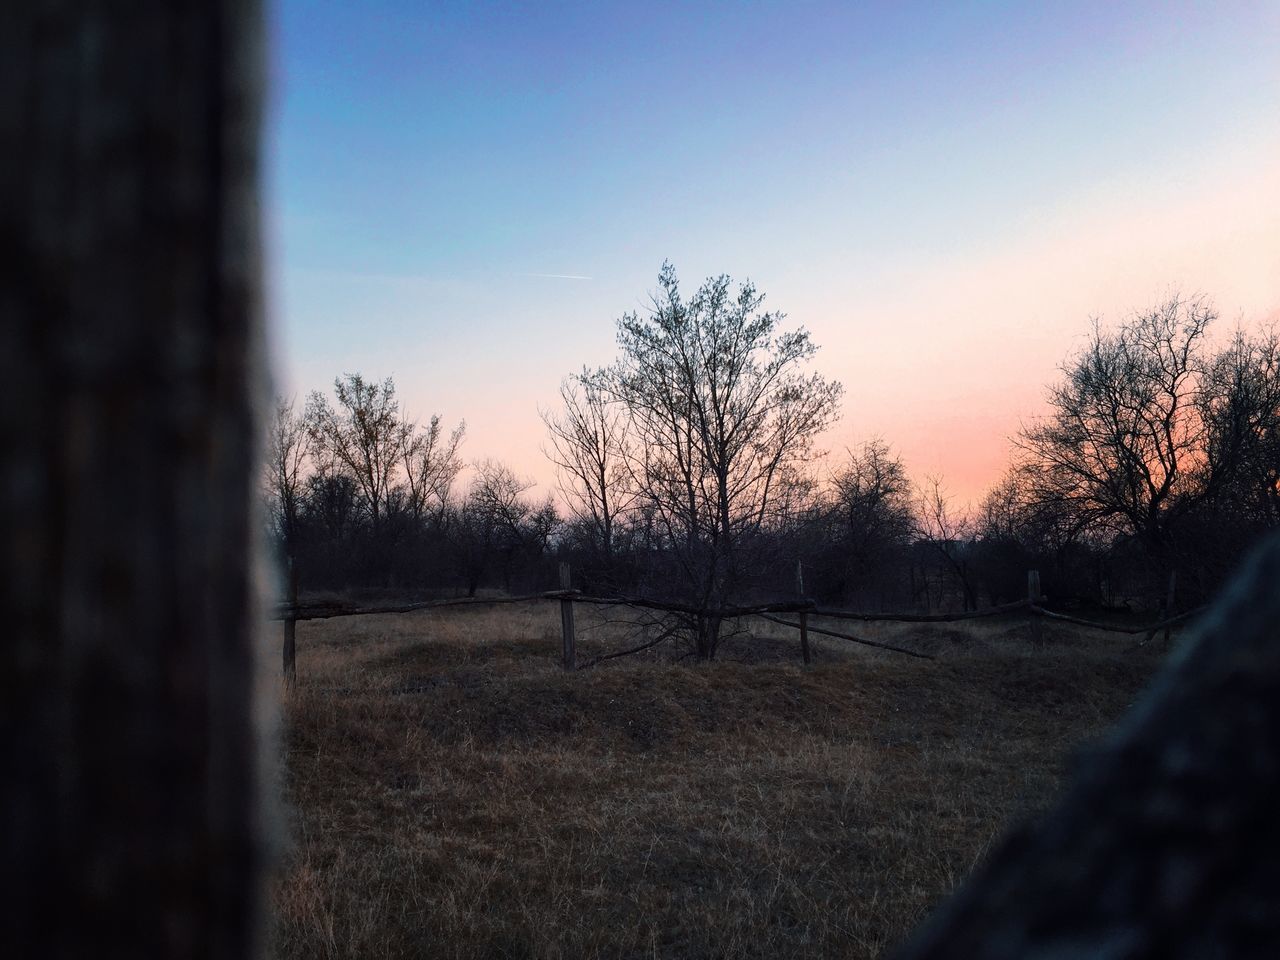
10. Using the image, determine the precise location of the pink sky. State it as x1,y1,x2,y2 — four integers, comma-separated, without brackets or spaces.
290,140,1278,509
269,4,1280,510
813,144,1280,503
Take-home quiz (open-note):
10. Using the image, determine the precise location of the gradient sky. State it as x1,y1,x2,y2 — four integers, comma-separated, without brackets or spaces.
268,0,1280,505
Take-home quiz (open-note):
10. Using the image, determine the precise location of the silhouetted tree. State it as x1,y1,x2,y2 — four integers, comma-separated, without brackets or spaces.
297,374,464,587
1198,325,1280,528
601,262,842,658
542,370,632,569
305,374,412,537
266,395,311,554
814,439,915,606
914,476,978,610
448,460,559,595
1015,297,1216,588
402,414,466,527
1013,297,1280,606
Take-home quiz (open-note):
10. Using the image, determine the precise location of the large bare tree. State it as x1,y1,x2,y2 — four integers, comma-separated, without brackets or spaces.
603,262,842,658
1013,297,1280,606
1015,297,1216,578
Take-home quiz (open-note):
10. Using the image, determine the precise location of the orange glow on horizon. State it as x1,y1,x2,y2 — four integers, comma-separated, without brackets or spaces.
278,143,1280,513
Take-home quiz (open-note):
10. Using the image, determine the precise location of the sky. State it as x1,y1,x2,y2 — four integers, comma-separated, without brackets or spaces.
267,0,1280,505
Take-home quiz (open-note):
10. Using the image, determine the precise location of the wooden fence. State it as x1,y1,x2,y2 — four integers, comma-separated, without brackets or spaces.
274,565,1203,680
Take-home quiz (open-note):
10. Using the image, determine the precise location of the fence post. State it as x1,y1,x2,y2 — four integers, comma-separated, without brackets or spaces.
797,560,811,665
559,562,576,670
1028,569,1042,643
283,557,298,684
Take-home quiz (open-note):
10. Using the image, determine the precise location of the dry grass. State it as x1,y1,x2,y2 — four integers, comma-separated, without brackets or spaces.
268,602,1167,959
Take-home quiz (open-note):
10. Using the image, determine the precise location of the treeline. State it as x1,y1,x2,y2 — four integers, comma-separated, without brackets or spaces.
980,297,1279,611
266,375,556,595
266,268,1278,651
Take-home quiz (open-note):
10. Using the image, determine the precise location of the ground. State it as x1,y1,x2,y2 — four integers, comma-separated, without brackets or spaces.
268,602,1167,959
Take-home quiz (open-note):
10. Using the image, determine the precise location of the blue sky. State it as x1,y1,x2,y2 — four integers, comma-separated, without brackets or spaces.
267,0,1280,501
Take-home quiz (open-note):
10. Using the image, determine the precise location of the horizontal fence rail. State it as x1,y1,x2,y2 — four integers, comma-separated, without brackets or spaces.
272,591,822,623
274,592,1199,633
807,599,1035,623
272,575,1205,679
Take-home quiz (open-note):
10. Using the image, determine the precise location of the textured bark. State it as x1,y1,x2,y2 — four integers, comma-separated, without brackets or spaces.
895,533,1280,959
2,3,267,957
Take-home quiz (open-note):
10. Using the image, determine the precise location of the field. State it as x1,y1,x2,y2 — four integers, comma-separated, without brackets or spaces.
268,603,1167,959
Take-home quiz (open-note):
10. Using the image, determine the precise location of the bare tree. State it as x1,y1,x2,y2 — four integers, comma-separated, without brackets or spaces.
975,471,1026,546
469,459,537,537
977,466,1092,558
1198,324,1280,527
814,439,915,606
1015,296,1217,579
266,395,312,552
542,369,632,562
449,460,558,595
830,439,914,551
402,414,465,526
972,468,1104,606
305,373,412,535
604,262,843,658
915,476,978,611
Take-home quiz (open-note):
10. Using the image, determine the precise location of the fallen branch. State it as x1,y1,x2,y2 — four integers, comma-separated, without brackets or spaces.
758,614,935,660
575,626,681,670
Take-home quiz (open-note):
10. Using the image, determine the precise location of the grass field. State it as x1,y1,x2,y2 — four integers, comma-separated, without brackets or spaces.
268,602,1167,959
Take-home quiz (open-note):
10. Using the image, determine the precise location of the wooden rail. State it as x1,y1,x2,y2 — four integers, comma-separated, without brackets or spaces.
1027,604,1203,635
271,591,821,623
273,572,1203,676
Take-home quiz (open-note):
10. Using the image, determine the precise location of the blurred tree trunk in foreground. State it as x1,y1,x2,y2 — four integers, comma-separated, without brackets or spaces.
895,531,1280,959
2,3,268,957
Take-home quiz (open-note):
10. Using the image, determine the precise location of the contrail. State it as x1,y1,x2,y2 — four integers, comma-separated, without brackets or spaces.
523,272,593,280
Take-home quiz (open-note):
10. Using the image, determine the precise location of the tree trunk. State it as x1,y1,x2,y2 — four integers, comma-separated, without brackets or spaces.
695,614,721,661
2,4,268,957
695,617,711,660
